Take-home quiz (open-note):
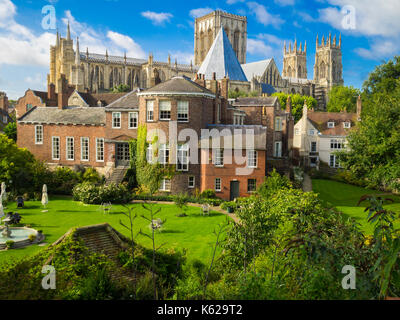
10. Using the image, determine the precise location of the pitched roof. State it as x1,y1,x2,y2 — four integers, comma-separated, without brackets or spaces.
198,28,248,82
106,90,140,110
307,111,357,136
231,96,279,107
241,59,272,80
139,76,215,97
18,107,105,125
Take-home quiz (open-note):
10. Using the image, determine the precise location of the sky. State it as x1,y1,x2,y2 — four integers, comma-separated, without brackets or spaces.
0,0,399,99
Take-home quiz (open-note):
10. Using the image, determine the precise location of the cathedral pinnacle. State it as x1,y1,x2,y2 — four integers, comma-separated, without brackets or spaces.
75,37,80,65
67,21,71,41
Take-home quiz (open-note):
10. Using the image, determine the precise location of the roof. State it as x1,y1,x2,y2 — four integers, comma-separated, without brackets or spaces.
139,76,215,97
31,88,75,106
77,92,127,107
241,59,272,80
81,52,198,73
282,77,312,84
106,91,140,110
307,111,358,136
200,125,267,150
18,107,105,126
198,28,248,82
261,83,277,95
231,96,279,107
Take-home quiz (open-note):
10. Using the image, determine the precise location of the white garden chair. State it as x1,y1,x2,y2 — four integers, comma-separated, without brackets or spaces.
201,204,210,216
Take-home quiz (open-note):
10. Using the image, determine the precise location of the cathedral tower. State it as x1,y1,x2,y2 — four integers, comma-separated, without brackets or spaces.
194,10,247,66
313,33,343,85
282,39,307,79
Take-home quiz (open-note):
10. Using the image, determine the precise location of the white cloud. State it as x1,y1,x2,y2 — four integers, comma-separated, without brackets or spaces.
318,0,400,60
226,0,245,4
247,2,284,28
247,33,288,60
274,0,295,6
169,51,194,65
189,8,213,18
319,0,400,37
141,11,173,26
107,31,145,58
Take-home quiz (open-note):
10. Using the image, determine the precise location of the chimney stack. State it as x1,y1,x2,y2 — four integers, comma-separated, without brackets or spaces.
48,82,56,101
57,74,69,110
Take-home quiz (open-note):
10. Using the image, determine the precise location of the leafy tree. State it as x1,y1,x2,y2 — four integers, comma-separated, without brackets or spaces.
3,122,17,141
111,84,131,93
0,134,36,193
338,83,400,191
363,56,400,96
327,85,361,113
272,92,317,122
257,169,292,199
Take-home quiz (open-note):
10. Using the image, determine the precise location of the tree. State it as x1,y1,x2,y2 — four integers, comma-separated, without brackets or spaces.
327,85,361,113
272,92,317,122
0,134,36,193
363,56,400,95
111,84,131,93
3,122,17,142
338,85,400,191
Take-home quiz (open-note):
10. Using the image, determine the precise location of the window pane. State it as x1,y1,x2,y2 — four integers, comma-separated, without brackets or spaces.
160,101,171,120
248,179,256,192
178,101,189,121
67,137,74,160
52,137,60,160
96,138,104,162
215,178,221,191
129,112,138,128
147,101,154,121
81,137,89,161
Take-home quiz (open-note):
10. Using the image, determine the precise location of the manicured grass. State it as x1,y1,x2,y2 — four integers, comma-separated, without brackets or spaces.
312,179,400,235
0,196,230,266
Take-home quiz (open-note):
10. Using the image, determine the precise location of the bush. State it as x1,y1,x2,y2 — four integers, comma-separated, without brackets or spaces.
48,167,81,195
5,241,14,249
73,182,131,204
200,190,217,199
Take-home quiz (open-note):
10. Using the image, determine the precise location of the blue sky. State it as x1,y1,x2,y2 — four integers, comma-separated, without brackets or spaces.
0,0,399,99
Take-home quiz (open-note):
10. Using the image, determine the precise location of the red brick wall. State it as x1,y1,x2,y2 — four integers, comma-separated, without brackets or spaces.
17,122,107,168
200,149,266,200
15,91,46,119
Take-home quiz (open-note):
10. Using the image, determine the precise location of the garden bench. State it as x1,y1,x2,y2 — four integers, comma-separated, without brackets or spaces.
201,204,210,216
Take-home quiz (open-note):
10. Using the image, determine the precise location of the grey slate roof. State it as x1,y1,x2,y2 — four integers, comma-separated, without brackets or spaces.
81,52,198,73
241,59,272,80
140,76,215,97
198,28,248,82
18,107,105,125
232,97,278,107
106,90,140,110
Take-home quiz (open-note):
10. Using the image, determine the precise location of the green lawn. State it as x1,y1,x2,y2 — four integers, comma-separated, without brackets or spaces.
312,179,400,235
0,196,229,266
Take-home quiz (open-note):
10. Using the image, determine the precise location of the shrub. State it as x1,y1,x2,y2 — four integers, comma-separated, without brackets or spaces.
200,190,217,199
73,182,131,204
28,234,36,243
49,167,80,195
81,168,102,184
5,241,14,249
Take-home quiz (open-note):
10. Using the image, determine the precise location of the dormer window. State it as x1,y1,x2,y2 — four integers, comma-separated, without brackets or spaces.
344,122,351,129
328,122,335,128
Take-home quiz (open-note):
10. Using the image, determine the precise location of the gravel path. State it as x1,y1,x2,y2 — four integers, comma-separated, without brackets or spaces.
302,174,313,192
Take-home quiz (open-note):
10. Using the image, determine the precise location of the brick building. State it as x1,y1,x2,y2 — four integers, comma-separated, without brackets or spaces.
17,75,293,200
0,92,11,131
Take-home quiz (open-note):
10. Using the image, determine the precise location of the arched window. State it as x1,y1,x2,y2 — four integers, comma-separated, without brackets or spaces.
298,66,302,78
233,30,240,58
320,62,326,79
288,66,292,78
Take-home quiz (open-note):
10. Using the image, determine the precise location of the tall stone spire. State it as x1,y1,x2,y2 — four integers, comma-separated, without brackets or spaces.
75,37,80,65
67,21,71,41
316,34,319,48
304,41,307,53
339,34,342,48
86,47,89,60
56,30,60,47
284,41,287,54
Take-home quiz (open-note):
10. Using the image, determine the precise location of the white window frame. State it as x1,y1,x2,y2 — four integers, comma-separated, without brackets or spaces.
330,139,344,150
35,125,43,145
159,100,171,121
344,122,351,129
330,154,341,168
247,150,258,168
177,144,189,172
81,137,90,162
247,179,257,193
215,178,222,192
96,138,104,162
52,136,60,160
129,112,138,129
146,100,154,122
275,117,283,131
146,144,153,163
274,141,282,158
159,178,171,192
310,141,317,153
188,176,195,189
328,122,335,128
177,101,189,122
112,112,121,129
308,129,315,136
214,149,224,167
159,144,170,165
66,137,75,161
